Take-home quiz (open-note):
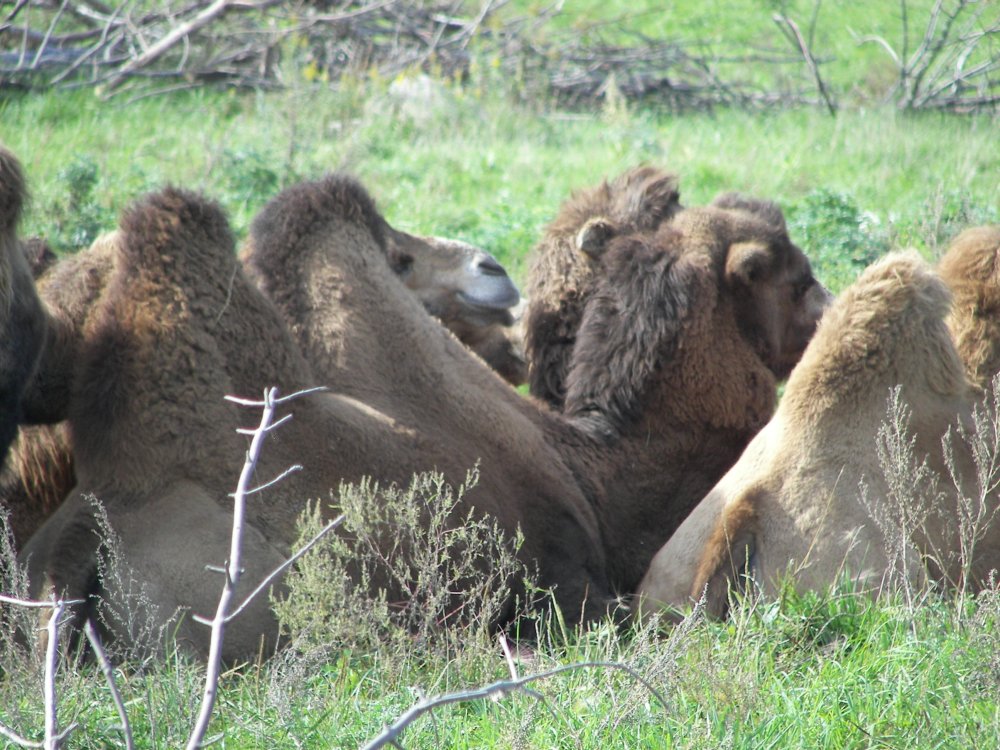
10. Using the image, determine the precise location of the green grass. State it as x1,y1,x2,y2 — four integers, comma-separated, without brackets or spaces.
2,588,998,748
2,84,997,292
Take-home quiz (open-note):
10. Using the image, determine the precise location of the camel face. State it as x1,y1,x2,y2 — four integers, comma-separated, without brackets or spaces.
727,233,832,380
389,230,521,335
706,194,832,381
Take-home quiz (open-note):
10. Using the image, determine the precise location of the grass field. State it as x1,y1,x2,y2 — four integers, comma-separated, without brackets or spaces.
2,83,997,292
2,1,1000,747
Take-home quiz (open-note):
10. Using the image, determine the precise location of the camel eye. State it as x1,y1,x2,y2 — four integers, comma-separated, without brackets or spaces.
393,253,414,276
792,276,813,301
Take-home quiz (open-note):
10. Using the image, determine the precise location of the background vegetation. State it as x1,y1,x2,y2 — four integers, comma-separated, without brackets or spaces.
2,1,1000,747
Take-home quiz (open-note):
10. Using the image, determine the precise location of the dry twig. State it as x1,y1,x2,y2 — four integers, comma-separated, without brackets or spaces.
361,651,670,750
0,594,83,750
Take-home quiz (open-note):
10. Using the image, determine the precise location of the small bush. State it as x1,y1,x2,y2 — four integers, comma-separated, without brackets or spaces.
901,188,1000,252
42,156,115,252
274,466,536,661
787,188,889,292
218,147,283,232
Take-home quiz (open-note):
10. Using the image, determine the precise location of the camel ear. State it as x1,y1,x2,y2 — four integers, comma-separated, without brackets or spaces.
576,217,617,260
725,241,772,286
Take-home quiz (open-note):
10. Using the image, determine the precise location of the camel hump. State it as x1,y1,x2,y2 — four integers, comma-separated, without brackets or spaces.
117,186,235,282
710,192,788,232
852,250,949,318
0,147,27,232
250,173,387,262
939,225,1000,305
616,165,681,230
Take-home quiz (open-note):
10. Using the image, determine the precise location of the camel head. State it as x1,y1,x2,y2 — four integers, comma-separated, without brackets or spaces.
385,228,521,336
709,193,833,380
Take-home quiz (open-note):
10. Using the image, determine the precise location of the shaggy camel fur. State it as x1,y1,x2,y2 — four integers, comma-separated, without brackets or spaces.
246,178,829,597
21,186,612,660
3,212,524,550
1,234,117,546
0,148,48,467
23,175,826,659
524,166,682,408
637,252,1000,619
938,225,1000,390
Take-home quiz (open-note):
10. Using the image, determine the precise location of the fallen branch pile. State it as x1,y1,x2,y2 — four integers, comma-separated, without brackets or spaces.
0,0,819,107
1,0,997,111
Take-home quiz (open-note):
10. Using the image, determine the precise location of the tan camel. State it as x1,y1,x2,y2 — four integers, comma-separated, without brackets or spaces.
637,251,1000,619
938,225,1000,390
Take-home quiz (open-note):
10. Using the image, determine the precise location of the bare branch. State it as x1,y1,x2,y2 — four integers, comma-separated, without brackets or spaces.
29,0,70,70
0,0,32,32
196,514,345,625
361,660,670,750
103,0,282,90
185,384,321,749
225,385,326,407
0,723,43,748
773,12,837,116
83,621,134,750
0,594,84,608
237,464,302,496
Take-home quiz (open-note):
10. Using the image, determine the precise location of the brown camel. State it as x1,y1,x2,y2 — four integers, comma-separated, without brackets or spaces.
23,173,826,659
21,186,611,660
637,252,999,619
523,166,683,408
1,232,117,546
245,176,830,598
3,205,525,550
0,148,49,468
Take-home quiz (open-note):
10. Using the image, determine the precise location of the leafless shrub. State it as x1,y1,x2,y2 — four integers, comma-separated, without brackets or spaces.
0,506,36,666
1,0,828,109
964,573,1000,690
941,373,1000,594
858,0,1000,111
273,465,537,664
88,499,178,668
861,379,1000,609
860,386,940,607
